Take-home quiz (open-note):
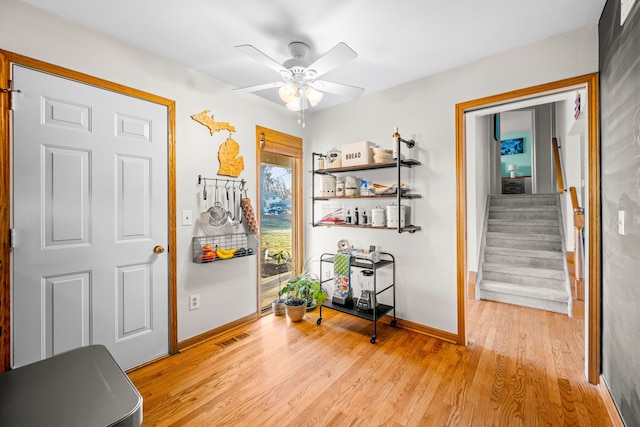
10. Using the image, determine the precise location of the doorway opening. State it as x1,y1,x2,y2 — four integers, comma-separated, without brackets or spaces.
255,127,303,315
455,73,601,383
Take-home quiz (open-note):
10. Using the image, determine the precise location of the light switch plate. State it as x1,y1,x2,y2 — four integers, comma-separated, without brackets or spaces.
182,210,193,226
618,210,626,235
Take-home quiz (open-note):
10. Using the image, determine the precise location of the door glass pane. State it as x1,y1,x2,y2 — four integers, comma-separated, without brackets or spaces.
260,160,293,313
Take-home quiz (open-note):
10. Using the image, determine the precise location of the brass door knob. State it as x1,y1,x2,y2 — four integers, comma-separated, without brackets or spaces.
153,245,165,254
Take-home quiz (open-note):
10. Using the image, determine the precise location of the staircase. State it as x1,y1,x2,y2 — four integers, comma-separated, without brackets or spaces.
478,194,571,315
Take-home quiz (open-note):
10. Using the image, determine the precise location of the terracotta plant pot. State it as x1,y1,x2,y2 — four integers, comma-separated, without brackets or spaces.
285,301,307,322
272,300,286,316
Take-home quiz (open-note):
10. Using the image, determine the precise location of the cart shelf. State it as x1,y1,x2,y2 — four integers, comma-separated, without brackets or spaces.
318,252,396,344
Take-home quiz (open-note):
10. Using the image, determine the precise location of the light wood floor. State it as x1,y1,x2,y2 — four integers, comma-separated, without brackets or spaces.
128,299,613,426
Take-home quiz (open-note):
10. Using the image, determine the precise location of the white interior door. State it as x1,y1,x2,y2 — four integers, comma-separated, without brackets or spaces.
11,65,169,370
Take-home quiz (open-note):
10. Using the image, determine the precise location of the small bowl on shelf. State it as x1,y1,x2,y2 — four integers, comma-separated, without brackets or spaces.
373,148,392,156
373,154,393,164
372,183,410,195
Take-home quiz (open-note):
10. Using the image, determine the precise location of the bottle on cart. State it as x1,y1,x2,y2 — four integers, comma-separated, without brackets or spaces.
362,209,368,225
392,126,401,160
345,209,351,224
354,207,359,225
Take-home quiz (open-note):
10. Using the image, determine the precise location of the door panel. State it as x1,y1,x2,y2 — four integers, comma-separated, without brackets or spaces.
44,146,91,247
117,155,151,239
12,65,168,369
44,272,91,356
117,263,151,338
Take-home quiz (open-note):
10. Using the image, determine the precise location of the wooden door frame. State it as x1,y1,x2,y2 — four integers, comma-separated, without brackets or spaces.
0,50,178,372
455,73,601,384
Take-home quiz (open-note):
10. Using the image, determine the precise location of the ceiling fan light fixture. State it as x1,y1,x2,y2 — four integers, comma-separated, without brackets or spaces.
235,41,363,125
286,97,301,111
305,86,323,107
278,82,298,103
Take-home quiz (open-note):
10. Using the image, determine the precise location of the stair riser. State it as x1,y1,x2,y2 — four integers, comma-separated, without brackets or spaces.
478,290,568,314
487,224,560,234
490,211,558,220
484,253,564,270
486,238,562,251
491,196,556,205
482,271,566,288
488,219,559,226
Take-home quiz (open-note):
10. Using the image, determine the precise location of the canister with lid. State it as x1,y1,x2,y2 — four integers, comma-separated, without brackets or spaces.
326,148,342,168
344,176,357,196
320,175,336,197
371,206,386,227
335,178,345,197
386,203,406,228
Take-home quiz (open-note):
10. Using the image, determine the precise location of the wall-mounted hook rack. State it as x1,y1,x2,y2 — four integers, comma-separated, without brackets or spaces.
197,175,246,188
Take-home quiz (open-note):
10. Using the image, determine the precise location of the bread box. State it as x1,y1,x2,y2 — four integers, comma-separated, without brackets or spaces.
341,141,374,167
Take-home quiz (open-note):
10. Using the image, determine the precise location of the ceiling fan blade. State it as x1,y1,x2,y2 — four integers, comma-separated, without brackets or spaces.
236,44,287,75
311,80,365,99
307,42,357,78
234,81,285,94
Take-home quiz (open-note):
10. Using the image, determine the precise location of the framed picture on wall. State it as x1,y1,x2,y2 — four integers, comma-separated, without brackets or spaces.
500,138,524,155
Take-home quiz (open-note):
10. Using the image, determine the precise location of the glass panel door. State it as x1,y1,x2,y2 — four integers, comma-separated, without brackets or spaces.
260,156,294,313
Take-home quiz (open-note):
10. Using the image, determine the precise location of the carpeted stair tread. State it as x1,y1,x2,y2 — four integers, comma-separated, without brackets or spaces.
479,280,570,302
490,194,557,204
489,205,557,212
485,238,562,251
484,248,564,271
484,246,563,259
489,210,559,220
487,223,561,235
478,281,569,314
488,218,559,226
482,262,566,280
486,231,561,241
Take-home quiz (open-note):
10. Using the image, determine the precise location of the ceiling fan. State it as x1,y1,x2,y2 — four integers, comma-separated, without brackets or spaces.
234,41,365,116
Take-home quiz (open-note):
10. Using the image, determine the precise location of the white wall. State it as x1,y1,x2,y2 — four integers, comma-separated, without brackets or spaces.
304,25,598,334
464,114,491,276
501,110,534,135
555,89,588,251
0,0,301,342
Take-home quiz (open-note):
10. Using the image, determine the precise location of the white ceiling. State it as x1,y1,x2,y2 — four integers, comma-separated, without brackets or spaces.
20,0,606,110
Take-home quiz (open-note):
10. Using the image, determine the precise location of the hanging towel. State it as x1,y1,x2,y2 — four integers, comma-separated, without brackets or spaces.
333,253,352,300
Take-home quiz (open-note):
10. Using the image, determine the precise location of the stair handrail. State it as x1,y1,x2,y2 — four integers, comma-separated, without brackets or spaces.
552,137,584,300
570,186,585,300
552,138,565,193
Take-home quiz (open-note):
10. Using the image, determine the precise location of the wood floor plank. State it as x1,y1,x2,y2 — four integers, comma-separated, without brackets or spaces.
128,299,616,426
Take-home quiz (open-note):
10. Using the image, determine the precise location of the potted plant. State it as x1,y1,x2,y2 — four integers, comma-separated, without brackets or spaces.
279,271,327,322
270,250,290,316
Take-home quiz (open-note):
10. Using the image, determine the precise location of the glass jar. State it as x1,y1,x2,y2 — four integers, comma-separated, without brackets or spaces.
335,178,345,197
327,148,342,168
345,176,357,196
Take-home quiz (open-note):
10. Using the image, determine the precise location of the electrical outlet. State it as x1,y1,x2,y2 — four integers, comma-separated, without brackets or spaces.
324,270,331,280
189,294,200,310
